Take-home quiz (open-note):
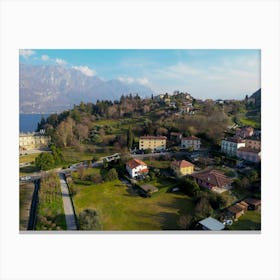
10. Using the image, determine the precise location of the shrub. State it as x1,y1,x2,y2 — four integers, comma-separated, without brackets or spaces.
78,209,102,230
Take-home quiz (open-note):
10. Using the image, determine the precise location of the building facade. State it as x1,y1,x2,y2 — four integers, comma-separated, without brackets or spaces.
236,147,261,163
221,137,246,156
181,136,201,150
139,136,167,152
19,133,51,151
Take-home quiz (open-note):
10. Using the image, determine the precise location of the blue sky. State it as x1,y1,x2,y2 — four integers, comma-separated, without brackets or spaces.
19,49,260,99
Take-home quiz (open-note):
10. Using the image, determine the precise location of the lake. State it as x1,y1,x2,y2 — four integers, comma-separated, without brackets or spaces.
20,114,50,133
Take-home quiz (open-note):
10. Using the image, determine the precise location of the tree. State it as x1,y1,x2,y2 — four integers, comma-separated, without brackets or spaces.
78,209,102,230
35,152,55,170
77,166,85,180
182,178,200,196
178,214,192,229
105,168,118,181
126,126,134,149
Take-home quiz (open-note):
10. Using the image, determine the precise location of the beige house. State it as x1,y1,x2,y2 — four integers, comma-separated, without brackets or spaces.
170,160,194,176
19,133,51,151
139,136,167,152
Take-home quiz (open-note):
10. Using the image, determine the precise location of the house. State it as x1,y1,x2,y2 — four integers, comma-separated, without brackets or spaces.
191,169,232,190
244,198,261,210
170,160,194,176
19,132,51,151
198,217,225,231
221,137,246,156
236,147,261,163
126,159,149,179
227,201,248,220
181,136,201,150
245,138,261,150
235,126,254,138
227,205,244,219
139,136,167,152
170,132,182,143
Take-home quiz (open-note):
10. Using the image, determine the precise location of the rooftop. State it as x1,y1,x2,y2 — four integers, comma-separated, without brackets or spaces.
191,169,232,188
244,198,261,206
171,160,194,169
198,217,225,231
182,136,200,141
237,147,261,153
126,158,147,169
223,137,245,144
140,136,167,140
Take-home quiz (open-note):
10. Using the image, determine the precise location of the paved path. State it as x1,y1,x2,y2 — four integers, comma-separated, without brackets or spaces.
59,173,77,230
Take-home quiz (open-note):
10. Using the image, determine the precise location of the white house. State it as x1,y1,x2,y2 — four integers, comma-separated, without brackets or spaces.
126,159,149,179
181,136,201,150
221,137,246,156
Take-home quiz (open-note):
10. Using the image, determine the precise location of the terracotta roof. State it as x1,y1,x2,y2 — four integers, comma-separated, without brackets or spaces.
191,169,232,188
182,136,200,141
244,198,261,206
235,203,247,210
139,168,149,173
237,147,261,153
171,160,194,169
140,136,167,140
239,201,249,207
228,205,243,214
126,158,147,169
223,137,245,143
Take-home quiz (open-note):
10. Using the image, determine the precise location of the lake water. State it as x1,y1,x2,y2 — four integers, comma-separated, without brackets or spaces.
20,114,50,133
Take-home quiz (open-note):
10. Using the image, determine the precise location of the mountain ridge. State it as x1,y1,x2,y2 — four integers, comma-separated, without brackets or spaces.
19,64,154,113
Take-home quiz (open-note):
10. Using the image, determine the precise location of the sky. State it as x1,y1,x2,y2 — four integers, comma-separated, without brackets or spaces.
19,49,261,100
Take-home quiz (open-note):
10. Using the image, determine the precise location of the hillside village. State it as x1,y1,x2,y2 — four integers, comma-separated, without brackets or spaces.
20,89,261,231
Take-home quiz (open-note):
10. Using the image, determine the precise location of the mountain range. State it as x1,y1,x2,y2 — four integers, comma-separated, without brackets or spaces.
19,64,155,113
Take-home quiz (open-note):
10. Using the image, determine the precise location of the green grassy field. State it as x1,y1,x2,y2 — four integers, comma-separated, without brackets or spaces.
36,172,66,230
229,210,261,230
72,177,194,230
19,153,41,163
239,117,260,128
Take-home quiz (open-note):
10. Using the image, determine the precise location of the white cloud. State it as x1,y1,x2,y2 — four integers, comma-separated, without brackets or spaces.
117,76,135,84
117,76,149,85
136,78,149,85
72,65,96,77
55,58,67,65
19,49,35,58
41,54,49,61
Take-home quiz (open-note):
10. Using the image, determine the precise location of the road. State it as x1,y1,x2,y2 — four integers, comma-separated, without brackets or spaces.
58,173,77,230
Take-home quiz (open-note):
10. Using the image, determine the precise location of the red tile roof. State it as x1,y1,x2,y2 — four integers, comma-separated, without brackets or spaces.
140,136,167,140
237,147,261,153
182,136,200,141
126,158,147,169
228,205,243,214
191,169,232,188
171,160,194,169
224,137,245,143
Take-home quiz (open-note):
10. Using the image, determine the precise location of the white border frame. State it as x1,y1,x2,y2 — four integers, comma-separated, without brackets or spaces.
1,1,280,280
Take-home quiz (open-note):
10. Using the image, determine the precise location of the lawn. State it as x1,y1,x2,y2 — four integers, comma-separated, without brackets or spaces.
35,172,66,230
239,117,260,128
72,177,194,230
19,153,41,163
20,182,34,230
229,209,261,230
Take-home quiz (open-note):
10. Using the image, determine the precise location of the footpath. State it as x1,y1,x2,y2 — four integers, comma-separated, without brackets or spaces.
59,173,77,230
